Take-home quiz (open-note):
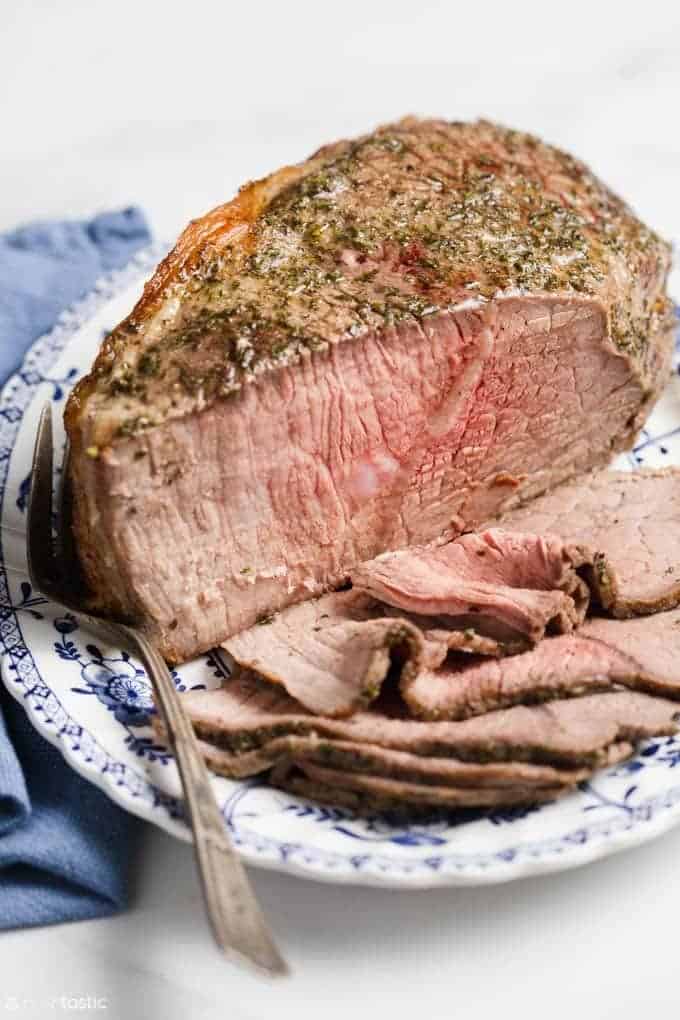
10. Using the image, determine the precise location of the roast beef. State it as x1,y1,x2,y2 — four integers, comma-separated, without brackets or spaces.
188,731,628,785
270,768,569,816
65,118,674,663
151,723,631,811
406,606,680,720
171,671,679,767
223,589,424,717
351,528,591,645
270,761,571,811
494,468,680,617
223,529,593,716
269,739,634,812
224,587,515,713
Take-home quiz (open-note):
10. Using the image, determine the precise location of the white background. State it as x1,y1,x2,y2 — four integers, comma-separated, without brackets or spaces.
2,1,680,1017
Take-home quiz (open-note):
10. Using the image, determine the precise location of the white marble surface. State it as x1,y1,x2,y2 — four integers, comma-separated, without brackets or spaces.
2,1,680,1016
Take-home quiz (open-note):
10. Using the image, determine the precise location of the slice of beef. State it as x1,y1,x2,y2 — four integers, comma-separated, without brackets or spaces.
224,590,424,717
351,528,591,646
416,622,517,664
493,468,680,617
271,740,633,813
271,770,567,817
186,731,629,785
273,742,636,815
65,119,673,663
271,760,571,811
405,606,680,721
175,671,679,767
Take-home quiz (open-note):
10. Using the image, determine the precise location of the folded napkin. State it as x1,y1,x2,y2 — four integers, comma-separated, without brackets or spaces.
0,208,151,929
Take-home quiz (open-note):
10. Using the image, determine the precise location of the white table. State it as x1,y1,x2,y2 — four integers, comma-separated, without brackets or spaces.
2,2,680,1016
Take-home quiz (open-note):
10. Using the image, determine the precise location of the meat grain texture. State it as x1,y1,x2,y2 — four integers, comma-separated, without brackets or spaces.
65,118,674,663
351,529,591,643
223,529,593,717
171,671,679,769
405,606,680,721
494,468,680,616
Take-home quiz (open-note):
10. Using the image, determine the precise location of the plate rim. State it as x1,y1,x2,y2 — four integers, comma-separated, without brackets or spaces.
3,250,680,889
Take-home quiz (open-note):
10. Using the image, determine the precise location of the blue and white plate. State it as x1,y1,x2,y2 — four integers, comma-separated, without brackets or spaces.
2,246,680,889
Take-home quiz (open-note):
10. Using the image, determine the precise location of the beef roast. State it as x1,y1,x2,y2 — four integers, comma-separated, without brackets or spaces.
351,528,591,645
406,606,680,720
493,468,680,617
173,670,679,767
65,119,674,663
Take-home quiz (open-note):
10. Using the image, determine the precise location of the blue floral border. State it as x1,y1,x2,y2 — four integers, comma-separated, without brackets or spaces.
2,255,680,883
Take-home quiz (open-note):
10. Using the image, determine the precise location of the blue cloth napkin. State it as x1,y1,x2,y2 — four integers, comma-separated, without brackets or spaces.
0,208,151,929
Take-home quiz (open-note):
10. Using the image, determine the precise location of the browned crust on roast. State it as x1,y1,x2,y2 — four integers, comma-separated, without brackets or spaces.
64,148,346,437
64,118,672,442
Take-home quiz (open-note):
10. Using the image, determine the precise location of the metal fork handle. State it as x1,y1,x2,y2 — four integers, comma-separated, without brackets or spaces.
27,405,286,975
118,625,288,977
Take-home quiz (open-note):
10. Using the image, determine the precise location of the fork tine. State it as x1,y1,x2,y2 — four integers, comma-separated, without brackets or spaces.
56,437,84,598
27,403,56,594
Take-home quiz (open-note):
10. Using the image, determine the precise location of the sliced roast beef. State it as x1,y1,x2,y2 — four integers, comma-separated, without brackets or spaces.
405,606,680,721
406,636,627,721
223,587,515,717
173,671,679,767
494,468,680,617
66,120,674,663
271,760,571,811
223,530,594,716
351,528,591,646
223,590,424,717
270,743,634,812
271,770,569,816
188,731,629,785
